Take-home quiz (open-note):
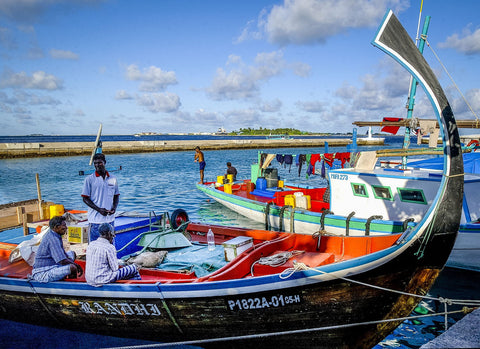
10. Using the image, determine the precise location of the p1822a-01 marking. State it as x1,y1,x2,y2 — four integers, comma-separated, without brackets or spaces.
227,294,301,311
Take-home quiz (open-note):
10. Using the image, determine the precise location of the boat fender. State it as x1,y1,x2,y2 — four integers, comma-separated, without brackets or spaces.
170,209,189,229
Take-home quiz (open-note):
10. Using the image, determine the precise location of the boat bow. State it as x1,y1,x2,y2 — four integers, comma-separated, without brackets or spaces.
372,10,463,260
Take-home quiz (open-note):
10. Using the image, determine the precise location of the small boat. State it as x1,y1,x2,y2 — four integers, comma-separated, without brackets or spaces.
0,11,464,347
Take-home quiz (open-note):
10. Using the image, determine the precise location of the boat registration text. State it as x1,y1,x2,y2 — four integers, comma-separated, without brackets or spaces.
227,294,301,311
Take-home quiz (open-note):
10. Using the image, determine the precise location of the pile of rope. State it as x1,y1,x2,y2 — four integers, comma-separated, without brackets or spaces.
250,250,304,276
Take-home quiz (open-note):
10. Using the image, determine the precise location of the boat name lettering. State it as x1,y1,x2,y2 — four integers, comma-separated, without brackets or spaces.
78,301,161,316
227,294,301,311
330,174,348,180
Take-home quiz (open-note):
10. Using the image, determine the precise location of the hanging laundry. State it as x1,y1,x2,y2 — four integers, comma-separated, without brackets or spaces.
310,154,321,174
305,154,312,178
323,153,334,167
276,154,285,165
296,154,306,177
284,154,293,172
306,163,314,176
335,152,351,168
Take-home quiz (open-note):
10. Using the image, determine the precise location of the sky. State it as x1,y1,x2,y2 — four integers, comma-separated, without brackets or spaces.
0,0,479,136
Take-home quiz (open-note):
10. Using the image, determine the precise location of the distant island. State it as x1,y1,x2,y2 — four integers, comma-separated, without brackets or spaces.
229,127,322,136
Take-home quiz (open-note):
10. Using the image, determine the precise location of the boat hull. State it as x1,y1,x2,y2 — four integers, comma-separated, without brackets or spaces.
0,230,455,348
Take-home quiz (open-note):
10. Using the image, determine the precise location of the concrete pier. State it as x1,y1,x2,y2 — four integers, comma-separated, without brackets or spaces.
420,307,480,348
0,137,384,159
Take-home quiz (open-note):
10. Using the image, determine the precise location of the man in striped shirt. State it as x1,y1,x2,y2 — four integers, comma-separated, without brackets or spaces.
85,223,140,287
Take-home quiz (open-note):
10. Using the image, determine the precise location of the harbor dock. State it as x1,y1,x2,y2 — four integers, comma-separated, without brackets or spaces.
0,137,383,159
421,307,480,348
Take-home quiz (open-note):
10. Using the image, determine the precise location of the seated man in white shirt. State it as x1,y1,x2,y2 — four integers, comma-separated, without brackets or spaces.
85,223,140,287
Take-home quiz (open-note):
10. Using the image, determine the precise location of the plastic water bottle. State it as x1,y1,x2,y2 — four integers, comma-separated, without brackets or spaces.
207,229,215,251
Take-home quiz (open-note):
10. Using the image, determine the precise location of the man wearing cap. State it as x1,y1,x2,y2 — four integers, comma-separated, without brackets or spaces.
31,215,83,282
82,153,120,242
85,223,141,287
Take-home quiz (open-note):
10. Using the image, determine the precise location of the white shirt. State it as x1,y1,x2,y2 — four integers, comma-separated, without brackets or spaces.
81,171,119,224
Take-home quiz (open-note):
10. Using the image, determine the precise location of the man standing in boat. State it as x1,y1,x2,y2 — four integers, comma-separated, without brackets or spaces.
225,162,237,181
82,153,120,242
194,146,206,184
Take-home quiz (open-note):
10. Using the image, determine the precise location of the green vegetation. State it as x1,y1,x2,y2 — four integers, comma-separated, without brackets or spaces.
229,127,314,136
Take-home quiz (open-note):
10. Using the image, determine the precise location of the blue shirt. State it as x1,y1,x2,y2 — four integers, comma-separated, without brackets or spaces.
33,229,69,269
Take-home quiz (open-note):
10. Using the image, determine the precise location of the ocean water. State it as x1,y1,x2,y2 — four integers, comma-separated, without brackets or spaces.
0,140,477,348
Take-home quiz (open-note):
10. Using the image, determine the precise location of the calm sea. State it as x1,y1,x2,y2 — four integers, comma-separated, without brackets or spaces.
0,136,476,348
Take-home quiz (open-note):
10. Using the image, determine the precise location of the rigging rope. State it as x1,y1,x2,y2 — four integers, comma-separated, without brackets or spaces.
104,308,475,349
100,259,479,349
280,261,480,329
426,38,479,121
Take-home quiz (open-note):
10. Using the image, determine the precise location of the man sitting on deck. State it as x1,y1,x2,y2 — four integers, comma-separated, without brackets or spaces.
30,216,83,282
85,223,141,287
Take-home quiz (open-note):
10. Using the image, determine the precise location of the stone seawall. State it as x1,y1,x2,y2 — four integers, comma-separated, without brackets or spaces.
0,138,383,159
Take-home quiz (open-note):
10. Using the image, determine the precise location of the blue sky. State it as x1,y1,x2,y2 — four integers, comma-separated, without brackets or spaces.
0,0,479,136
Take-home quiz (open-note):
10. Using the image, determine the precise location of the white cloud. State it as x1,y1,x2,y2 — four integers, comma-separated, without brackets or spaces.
438,27,480,55
50,49,79,60
136,92,181,113
0,68,63,90
207,51,287,101
125,64,177,92
239,0,408,46
115,90,133,100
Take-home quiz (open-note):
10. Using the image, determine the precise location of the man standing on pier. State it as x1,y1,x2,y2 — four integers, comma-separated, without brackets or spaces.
82,153,120,242
194,146,206,184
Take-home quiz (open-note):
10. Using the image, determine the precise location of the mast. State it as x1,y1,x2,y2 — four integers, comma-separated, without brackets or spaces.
401,15,431,169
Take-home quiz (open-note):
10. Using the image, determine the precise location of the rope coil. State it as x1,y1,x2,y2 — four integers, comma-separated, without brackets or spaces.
250,250,304,276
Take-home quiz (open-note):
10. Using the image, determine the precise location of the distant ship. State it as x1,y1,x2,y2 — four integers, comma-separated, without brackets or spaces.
134,132,160,137
361,126,385,143
215,127,228,135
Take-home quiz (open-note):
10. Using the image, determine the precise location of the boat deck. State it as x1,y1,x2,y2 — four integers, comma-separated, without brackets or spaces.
213,181,331,212
0,224,402,285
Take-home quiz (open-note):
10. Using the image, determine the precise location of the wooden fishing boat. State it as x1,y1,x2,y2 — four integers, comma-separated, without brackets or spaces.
0,10,464,348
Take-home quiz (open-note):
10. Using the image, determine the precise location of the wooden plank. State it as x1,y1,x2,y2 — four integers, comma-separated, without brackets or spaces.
0,200,54,230
36,173,44,220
